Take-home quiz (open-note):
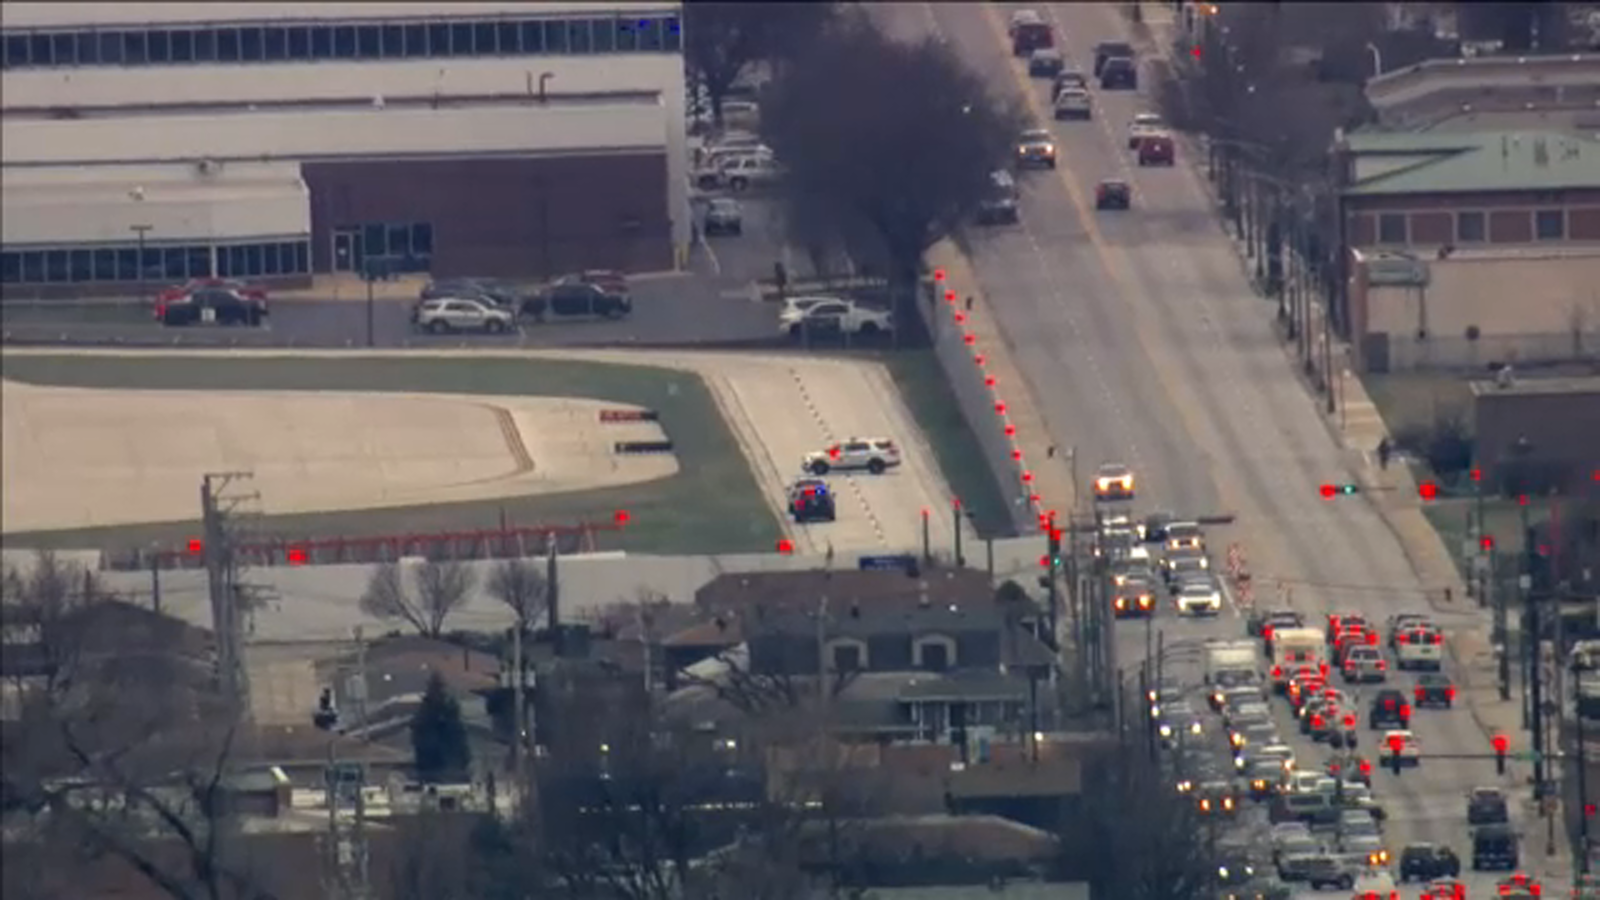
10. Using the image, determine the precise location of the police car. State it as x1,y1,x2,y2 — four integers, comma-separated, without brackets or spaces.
787,478,836,523
801,438,901,476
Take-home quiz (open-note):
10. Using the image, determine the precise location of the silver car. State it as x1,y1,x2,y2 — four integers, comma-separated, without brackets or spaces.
412,297,516,334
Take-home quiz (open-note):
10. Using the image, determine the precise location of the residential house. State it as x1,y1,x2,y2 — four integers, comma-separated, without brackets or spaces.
1333,128,1600,371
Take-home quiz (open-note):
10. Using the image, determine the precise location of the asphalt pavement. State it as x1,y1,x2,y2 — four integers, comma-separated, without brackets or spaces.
882,1,1575,894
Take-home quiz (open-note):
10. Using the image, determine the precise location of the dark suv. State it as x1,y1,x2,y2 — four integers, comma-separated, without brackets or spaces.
787,478,836,523
1471,824,1518,871
1093,41,1134,76
1399,843,1460,882
1467,787,1509,826
522,282,632,321
157,288,267,326
1100,55,1138,89
1369,688,1411,730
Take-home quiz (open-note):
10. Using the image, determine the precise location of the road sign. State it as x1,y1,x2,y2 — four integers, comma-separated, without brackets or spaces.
859,554,918,574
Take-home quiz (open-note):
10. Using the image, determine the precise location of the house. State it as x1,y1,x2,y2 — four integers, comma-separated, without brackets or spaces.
1333,129,1600,371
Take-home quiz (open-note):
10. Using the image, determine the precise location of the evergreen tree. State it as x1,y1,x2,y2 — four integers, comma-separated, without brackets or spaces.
411,671,470,783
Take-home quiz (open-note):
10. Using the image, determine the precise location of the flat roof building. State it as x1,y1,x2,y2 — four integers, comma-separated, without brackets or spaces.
0,2,688,296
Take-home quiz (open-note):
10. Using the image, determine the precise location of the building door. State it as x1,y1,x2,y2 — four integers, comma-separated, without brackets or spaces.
332,229,363,273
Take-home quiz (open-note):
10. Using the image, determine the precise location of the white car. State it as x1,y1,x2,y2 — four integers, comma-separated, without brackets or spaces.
1054,86,1092,120
779,299,893,337
802,437,902,476
1378,730,1420,767
1394,625,1444,670
720,153,784,191
1177,581,1223,616
412,298,516,334
1094,463,1135,500
1128,112,1165,148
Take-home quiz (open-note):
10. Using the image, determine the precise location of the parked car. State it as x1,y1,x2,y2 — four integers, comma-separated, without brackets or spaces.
1128,112,1165,148
420,277,520,307
156,282,268,327
521,282,632,321
412,297,516,334
779,299,893,338
703,197,744,236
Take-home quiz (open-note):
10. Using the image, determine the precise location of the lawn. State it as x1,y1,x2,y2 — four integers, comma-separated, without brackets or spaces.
1423,493,1558,580
0,354,782,555
873,349,1017,538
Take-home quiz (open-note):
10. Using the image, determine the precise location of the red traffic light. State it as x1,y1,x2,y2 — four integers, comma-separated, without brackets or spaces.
1320,484,1336,498
1491,733,1509,753
1586,803,1597,817
1481,536,1495,550
1040,555,1051,568
1418,482,1438,500
1470,468,1482,482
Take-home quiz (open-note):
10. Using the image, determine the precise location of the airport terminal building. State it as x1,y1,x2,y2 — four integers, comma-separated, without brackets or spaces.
0,2,689,296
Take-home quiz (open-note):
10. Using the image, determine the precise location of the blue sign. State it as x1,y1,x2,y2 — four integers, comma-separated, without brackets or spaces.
859,554,918,573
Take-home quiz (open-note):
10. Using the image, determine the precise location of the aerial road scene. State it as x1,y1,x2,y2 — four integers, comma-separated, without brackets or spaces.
2,2,1598,898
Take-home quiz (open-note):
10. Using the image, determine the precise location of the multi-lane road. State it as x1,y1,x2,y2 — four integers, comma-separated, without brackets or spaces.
877,1,1563,894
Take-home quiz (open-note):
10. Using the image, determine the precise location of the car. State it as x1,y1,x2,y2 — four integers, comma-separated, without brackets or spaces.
1470,834,1522,879
1016,128,1057,169
1466,787,1509,826
1095,179,1131,210
1177,580,1223,616
1052,69,1088,99
1341,646,1387,683
1053,86,1092,120
1258,609,1305,644
1325,755,1372,786
1414,672,1457,709
1378,730,1420,767
779,298,893,338
1394,625,1444,670
1291,853,1353,887
1112,581,1157,618
522,281,632,321
977,169,1021,225
703,197,744,236
1164,520,1204,552
411,297,516,334
1028,46,1064,77
1099,54,1138,89
1386,613,1432,646
801,437,900,476
1195,780,1240,816
1210,678,1264,713
721,153,784,191
419,277,521,307
1336,831,1386,868
1093,463,1135,501
1327,611,1369,642
1110,560,1159,588
1139,511,1174,542
1093,40,1135,76
1128,112,1165,148
1422,877,1467,900
1009,8,1053,55
1497,873,1543,897
1395,844,1460,883
155,282,268,327
694,145,775,187
786,478,836,523
1136,132,1175,167
1368,689,1411,730
1230,720,1278,755
1244,758,1285,799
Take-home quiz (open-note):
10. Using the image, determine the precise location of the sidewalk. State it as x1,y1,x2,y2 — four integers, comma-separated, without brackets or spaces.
925,239,1078,524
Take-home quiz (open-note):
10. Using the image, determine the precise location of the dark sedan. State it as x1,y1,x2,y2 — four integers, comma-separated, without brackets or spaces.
156,288,267,327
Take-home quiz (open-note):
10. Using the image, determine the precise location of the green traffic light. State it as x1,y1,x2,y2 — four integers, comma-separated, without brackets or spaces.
1339,484,1359,495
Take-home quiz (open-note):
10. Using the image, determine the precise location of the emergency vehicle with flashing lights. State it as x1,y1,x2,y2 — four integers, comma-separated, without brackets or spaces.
154,278,268,327
1093,462,1135,501
786,478,836,523
801,437,900,476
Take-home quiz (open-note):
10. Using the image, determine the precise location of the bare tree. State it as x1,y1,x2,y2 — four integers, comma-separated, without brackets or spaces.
359,560,476,638
1,551,277,900
684,2,837,129
485,558,548,630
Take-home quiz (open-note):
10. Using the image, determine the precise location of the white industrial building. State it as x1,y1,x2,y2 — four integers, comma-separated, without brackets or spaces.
0,2,688,296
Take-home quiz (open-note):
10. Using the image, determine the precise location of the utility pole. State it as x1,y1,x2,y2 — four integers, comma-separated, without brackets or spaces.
200,471,262,718
323,627,372,900
512,618,526,791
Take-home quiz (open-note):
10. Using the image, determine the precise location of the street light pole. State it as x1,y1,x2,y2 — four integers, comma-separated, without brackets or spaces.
130,224,154,305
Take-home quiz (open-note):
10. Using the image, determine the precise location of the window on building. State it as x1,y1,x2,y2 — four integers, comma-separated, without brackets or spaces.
187,247,211,278
244,245,262,276
357,25,380,58
45,251,70,283
170,30,194,63
663,14,682,52
0,253,20,284
21,252,45,283
28,34,52,67
263,27,287,61
403,24,427,57
619,18,645,52
216,28,240,61
310,26,332,59
590,18,615,52
193,29,215,62
147,31,171,64
93,249,116,281
363,223,387,258
387,224,412,258
223,246,246,277
97,31,123,64
160,248,183,280
1377,213,1407,245
4,35,27,68
545,20,569,53
450,22,473,56
285,26,309,60
139,247,162,280
330,26,355,59
427,23,450,57
75,32,100,64
917,639,953,672
122,32,146,65
115,249,138,280
1455,211,1485,243
1535,209,1565,241
381,25,404,58
260,244,281,275
638,17,666,52
239,27,263,61
411,223,433,255
474,21,497,54
497,22,521,54
520,20,545,53
277,243,301,273
832,644,862,672
568,19,592,53
69,250,93,282
293,242,310,273
52,33,77,65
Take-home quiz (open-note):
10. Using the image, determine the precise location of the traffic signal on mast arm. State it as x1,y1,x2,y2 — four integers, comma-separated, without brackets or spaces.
1387,733,1405,775
1492,733,1509,775
1320,483,1360,498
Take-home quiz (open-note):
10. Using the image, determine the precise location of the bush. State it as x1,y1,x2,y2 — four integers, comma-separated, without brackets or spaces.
1423,416,1473,479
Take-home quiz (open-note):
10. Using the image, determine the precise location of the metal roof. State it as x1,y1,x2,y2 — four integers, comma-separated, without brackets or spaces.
1341,130,1600,195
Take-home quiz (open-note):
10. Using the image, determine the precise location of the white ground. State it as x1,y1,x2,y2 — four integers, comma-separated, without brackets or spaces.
1,348,975,556
0,379,674,533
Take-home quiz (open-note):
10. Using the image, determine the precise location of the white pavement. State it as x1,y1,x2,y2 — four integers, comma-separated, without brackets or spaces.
0,379,674,534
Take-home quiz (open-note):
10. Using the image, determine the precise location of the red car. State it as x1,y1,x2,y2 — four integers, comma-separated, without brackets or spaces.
1136,133,1174,166
154,278,268,327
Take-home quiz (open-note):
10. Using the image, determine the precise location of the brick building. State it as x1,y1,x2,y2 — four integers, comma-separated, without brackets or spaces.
1334,129,1600,371
0,2,688,298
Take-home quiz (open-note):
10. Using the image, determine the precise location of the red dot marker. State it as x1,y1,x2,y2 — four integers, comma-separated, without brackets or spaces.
1012,449,1023,461
1481,536,1495,550
1004,424,1017,437
974,353,986,366
954,312,966,324
188,538,203,554
934,269,946,281
1191,45,1202,59
963,334,976,345
614,509,631,525
1320,484,1335,498
288,546,307,565
777,538,794,554
945,289,957,303
1418,482,1438,500
1021,471,1034,483
994,402,1007,415
985,375,997,387
1470,468,1482,482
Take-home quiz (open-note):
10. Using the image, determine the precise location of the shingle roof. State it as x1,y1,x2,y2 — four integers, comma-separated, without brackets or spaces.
1341,130,1600,195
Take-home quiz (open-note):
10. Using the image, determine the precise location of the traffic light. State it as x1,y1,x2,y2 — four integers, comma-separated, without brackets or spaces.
1492,733,1509,775
1046,519,1062,569
1319,483,1360,498
1386,733,1405,775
